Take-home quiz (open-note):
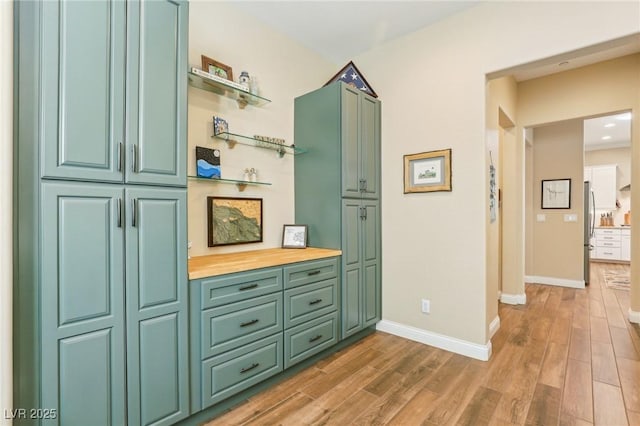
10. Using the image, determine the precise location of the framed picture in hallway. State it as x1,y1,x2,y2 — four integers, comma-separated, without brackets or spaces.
541,178,571,209
403,149,452,193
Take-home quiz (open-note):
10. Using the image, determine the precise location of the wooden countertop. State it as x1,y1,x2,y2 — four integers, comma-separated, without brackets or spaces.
188,247,342,280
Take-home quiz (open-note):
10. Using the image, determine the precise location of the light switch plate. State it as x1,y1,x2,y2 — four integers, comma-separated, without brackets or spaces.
537,214,546,222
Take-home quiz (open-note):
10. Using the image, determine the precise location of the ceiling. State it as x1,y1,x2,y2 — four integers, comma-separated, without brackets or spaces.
229,1,480,65
584,112,632,152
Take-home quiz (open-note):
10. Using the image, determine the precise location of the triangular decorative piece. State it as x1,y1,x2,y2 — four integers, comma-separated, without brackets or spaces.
324,61,378,98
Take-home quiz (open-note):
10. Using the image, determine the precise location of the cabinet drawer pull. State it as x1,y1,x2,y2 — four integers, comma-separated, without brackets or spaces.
239,283,258,291
240,362,260,374
309,299,323,305
240,319,259,328
307,270,321,276
309,335,323,343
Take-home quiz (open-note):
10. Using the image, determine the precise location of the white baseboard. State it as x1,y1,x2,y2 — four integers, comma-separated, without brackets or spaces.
525,275,585,289
500,292,527,305
629,308,640,324
376,320,492,361
489,315,500,339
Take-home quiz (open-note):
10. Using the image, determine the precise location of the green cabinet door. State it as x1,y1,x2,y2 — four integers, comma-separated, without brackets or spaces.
341,85,362,198
360,96,381,200
342,199,362,337
341,199,381,338
125,0,188,186
362,201,381,326
40,0,126,182
125,187,189,425
40,182,126,426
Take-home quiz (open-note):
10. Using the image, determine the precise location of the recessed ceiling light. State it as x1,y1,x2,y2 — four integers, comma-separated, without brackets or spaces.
616,112,632,121
602,135,612,140
604,123,616,128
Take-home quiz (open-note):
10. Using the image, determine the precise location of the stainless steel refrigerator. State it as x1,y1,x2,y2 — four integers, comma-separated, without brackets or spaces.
584,181,595,284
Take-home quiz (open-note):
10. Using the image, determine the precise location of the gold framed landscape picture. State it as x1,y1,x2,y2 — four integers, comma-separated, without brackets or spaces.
404,149,452,193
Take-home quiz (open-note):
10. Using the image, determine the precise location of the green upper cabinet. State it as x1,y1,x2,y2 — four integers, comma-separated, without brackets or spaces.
125,0,188,186
41,0,126,183
40,0,187,186
340,84,381,199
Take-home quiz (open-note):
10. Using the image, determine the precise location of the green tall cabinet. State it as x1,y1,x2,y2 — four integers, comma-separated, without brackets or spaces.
294,82,382,339
14,1,189,425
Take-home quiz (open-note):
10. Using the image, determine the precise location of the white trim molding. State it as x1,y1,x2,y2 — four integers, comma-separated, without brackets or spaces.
376,320,492,361
629,308,640,324
525,275,585,289
500,293,527,305
489,315,500,339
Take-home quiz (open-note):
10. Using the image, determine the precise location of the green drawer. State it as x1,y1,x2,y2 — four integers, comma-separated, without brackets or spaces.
284,278,338,328
283,257,338,289
202,334,283,408
202,293,283,358
284,312,339,369
198,267,283,309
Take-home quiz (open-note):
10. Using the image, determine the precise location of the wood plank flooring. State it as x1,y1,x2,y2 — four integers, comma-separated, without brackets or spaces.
205,262,639,425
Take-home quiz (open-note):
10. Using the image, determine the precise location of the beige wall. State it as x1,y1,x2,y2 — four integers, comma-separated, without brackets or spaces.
518,53,640,315
1,0,12,422
187,2,334,256
485,77,517,329
530,120,585,281
354,1,639,346
585,147,631,226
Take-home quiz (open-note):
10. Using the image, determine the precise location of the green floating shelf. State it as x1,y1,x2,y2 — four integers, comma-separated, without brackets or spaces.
188,175,271,192
188,72,271,108
212,132,306,157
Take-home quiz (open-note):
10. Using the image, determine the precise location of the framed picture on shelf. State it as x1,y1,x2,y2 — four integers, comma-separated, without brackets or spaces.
282,224,308,249
213,116,228,136
195,147,221,179
207,197,263,247
541,178,571,209
201,55,233,81
403,149,452,193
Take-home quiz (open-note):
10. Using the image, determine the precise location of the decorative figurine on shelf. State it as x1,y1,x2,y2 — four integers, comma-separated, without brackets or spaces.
238,71,250,90
250,76,259,96
249,168,257,182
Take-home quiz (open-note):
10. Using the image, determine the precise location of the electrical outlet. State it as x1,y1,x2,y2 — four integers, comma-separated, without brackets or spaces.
421,299,430,314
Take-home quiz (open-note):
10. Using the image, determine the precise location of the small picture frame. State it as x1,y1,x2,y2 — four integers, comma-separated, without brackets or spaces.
541,178,571,209
201,55,233,81
282,224,308,249
404,149,452,193
213,116,228,136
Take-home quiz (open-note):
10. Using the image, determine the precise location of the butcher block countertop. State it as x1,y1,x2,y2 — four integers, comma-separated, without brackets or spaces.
188,247,342,280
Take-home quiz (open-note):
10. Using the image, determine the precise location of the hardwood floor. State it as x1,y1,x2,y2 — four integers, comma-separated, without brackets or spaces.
205,262,639,425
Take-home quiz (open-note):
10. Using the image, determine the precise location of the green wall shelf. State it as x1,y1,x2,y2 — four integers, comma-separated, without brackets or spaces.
188,72,271,109
212,132,306,157
188,175,272,192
